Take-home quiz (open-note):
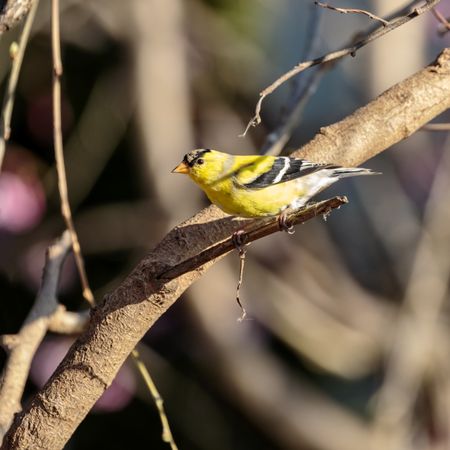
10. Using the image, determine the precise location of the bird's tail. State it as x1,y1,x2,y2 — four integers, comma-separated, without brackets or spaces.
330,167,381,179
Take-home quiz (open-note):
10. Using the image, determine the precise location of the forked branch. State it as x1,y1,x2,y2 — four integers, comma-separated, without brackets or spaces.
0,231,72,441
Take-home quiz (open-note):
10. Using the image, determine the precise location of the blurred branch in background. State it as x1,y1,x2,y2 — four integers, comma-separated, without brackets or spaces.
131,0,196,222
191,265,374,450
422,122,450,131
261,2,324,156
131,347,178,450
373,134,450,450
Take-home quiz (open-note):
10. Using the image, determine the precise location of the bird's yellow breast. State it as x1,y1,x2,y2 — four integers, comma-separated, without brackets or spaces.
201,178,307,217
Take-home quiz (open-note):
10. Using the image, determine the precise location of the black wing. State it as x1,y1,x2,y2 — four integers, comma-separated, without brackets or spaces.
243,157,337,189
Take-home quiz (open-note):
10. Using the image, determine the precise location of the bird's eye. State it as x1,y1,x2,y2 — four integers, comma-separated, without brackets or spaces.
197,158,204,165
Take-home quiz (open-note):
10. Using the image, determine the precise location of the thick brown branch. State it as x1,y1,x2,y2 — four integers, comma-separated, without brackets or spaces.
3,48,450,450
0,231,71,441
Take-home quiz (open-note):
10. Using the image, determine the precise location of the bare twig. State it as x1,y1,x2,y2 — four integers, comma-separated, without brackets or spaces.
51,0,94,306
0,231,71,441
241,0,441,136
157,196,348,281
236,246,248,321
131,348,179,450
315,2,389,25
0,0,39,173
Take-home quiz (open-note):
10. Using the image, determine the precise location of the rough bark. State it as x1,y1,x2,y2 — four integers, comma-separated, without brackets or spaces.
0,0,34,33
3,48,450,450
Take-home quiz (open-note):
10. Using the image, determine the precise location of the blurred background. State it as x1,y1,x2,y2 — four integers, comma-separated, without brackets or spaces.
1,0,450,449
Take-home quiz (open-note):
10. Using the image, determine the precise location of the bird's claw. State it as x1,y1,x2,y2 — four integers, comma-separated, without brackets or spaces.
232,229,248,253
278,212,295,234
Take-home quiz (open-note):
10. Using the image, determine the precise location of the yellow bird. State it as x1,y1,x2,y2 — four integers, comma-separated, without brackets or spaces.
172,149,378,228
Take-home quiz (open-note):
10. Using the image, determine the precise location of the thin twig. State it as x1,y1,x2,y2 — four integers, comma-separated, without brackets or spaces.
0,0,39,173
236,246,248,321
432,8,450,34
421,122,450,131
51,0,94,306
131,348,179,450
315,2,389,25
241,0,441,136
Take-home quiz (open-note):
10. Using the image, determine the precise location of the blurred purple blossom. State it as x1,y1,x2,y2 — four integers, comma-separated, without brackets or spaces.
0,171,45,234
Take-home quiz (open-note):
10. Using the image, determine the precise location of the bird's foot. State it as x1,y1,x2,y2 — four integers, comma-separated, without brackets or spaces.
278,211,295,234
322,206,332,222
232,229,248,253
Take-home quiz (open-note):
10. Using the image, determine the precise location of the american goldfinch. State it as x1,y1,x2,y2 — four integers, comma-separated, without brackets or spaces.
172,149,378,225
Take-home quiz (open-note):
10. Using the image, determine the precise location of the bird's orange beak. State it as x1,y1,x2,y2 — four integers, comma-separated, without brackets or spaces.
171,161,189,174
